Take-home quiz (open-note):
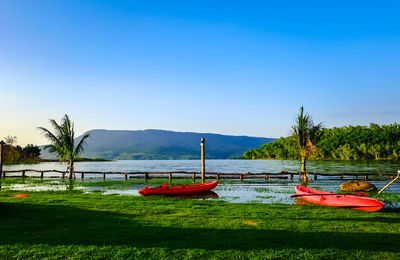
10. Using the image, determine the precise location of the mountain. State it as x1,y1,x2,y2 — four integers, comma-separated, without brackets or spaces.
40,129,276,160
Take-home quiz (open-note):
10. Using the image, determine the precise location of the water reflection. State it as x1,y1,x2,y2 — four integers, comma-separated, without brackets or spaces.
4,159,400,177
161,191,219,199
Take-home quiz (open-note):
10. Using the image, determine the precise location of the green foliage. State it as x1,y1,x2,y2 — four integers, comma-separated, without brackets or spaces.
38,115,90,163
292,106,323,151
243,123,400,160
2,143,41,165
38,114,90,178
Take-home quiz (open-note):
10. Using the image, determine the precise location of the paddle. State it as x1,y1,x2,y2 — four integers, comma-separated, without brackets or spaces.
378,170,400,194
290,192,368,198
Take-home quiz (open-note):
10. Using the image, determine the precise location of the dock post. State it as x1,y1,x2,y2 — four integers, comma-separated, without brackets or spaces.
0,140,4,178
314,173,317,180
124,174,128,181
240,174,243,181
81,173,84,179
102,173,106,180
290,173,294,180
201,138,205,182
41,171,44,179
265,173,269,180
192,173,196,179
145,173,149,180
169,173,172,180
22,170,26,178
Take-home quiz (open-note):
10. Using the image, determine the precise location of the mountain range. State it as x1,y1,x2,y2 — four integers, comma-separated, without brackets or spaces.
40,129,275,160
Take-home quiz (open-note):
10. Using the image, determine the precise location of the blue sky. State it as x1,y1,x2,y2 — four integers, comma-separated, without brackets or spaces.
1,1,400,145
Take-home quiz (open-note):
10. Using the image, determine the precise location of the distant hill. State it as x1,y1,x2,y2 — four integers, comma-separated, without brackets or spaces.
40,129,276,160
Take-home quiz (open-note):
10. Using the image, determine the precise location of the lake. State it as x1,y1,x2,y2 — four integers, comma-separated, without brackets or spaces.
3,160,400,205
4,159,400,174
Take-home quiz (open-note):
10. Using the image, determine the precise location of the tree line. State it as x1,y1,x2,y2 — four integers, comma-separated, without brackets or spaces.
242,123,400,160
1,136,41,165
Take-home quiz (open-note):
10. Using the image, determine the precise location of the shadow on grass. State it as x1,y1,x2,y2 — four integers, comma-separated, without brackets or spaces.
287,208,400,223
0,202,399,252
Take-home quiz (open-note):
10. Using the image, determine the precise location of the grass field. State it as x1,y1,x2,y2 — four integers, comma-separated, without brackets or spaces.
1,179,400,259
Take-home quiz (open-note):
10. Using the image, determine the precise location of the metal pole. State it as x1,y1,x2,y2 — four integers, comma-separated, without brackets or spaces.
201,138,205,182
0,140,4,177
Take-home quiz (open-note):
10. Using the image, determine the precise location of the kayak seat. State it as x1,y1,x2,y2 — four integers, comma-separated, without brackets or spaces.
161,183,167,189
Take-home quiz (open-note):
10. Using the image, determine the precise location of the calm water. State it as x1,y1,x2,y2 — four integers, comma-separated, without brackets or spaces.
4,160,400,205
4,159,400,174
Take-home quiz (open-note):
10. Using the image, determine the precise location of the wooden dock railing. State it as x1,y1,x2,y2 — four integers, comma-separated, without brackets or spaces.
0,169,397,181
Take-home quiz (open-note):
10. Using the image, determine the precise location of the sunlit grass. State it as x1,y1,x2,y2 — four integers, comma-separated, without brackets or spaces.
0,183,400,259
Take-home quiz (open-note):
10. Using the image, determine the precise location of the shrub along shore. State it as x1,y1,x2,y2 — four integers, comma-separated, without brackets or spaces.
0,179,400,259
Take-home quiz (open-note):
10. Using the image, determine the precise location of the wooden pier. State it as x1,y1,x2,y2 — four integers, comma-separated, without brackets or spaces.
0,169,396,181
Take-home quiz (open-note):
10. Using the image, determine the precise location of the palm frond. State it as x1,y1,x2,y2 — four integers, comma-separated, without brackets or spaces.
48,119,64,137
292,106,324,155
37,127,61,146
74,133,90,156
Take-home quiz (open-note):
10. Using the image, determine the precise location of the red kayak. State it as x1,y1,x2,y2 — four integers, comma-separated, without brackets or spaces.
295,185,384,212
138,180,218,196
10,194,29,198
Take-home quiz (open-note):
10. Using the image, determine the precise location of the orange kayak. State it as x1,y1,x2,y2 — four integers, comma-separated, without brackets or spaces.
10,194,29,198
295,185,384,212
138,180,218,196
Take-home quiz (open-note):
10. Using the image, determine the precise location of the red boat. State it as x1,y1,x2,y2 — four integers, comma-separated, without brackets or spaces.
295,185,384,212
138,180,218,196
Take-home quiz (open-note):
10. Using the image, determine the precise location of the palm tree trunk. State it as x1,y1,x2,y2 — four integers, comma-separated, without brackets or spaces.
68,159,74,179
301,156,306,173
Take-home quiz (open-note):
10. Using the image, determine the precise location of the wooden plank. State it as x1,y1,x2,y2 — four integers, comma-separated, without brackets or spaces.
201,138,205,182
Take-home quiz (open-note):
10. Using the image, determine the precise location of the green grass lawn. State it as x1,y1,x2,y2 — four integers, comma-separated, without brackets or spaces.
1,180,400,259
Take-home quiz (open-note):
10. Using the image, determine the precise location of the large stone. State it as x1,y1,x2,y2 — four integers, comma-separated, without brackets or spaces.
340,181,377,192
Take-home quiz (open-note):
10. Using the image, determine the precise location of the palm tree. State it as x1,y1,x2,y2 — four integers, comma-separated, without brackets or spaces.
38,114,90,179
292,106,323,173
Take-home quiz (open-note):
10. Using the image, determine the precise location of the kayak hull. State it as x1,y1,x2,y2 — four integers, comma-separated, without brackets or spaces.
138,180,218,196
295,185,384,212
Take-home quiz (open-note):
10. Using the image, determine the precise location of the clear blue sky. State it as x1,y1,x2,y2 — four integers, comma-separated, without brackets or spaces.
1,1,399,145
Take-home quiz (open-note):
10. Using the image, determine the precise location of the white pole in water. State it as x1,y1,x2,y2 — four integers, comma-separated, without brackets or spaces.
201,138,205,182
